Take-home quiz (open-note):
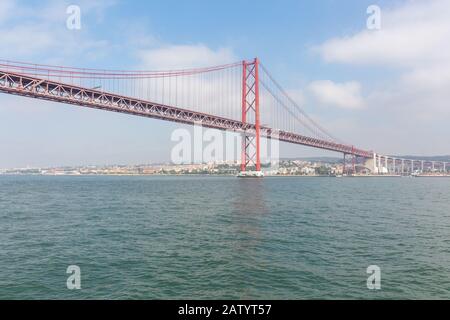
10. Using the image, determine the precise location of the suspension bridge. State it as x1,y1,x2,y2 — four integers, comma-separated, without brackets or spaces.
0,58,448,176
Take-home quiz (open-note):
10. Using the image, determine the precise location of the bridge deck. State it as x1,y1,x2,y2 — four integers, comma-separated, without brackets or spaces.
0,70,373,158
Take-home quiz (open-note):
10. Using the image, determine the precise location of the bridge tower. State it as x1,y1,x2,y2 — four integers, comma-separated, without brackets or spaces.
240,58,262,175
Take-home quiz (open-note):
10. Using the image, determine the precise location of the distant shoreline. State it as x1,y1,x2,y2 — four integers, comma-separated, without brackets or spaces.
2,173,450,178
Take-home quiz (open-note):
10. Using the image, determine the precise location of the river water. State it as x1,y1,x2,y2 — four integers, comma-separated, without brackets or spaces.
0,175,449,299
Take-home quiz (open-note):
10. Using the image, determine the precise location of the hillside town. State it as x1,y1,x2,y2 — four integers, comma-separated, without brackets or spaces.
0,159,342,176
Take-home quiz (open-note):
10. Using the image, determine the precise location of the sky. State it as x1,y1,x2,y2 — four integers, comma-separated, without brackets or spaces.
0,0,449,168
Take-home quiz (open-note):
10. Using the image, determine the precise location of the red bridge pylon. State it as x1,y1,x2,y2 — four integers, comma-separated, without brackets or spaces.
241,58,261,173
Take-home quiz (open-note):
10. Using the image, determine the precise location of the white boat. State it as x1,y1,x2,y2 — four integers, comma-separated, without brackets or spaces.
237,171,264,178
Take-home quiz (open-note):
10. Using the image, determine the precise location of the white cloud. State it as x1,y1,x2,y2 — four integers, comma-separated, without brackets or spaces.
316,0,450,68
401,63,450,92
0,24,56,55
137,44,237,69
308,80,365,109
312,0,450,155
0,0,15,24
0,0,115,61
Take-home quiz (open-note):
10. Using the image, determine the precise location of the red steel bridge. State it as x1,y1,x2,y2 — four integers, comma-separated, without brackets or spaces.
0,58,448,175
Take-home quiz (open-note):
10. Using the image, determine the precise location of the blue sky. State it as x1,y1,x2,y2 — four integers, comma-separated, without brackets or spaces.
1,0,449,168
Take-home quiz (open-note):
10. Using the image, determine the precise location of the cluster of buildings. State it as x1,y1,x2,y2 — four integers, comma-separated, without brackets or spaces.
273,159,341,176
0,159,344,176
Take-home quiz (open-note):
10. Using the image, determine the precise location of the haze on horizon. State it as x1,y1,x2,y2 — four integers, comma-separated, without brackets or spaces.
1,0,449,169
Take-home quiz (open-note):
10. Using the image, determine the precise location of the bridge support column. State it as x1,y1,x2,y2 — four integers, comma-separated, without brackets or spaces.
240,58,261,174
352,154,356,175
373,153,377,174
343,153,346,175
385,157,388,174
378,155,382,175
240,61,247,172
